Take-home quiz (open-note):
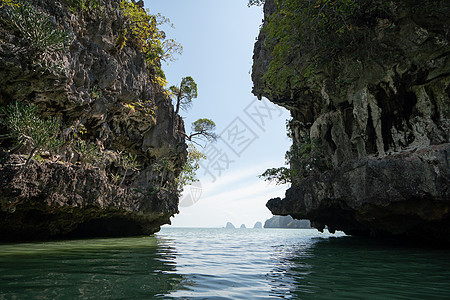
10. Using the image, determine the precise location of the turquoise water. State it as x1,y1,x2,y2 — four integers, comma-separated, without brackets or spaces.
1,228,449,299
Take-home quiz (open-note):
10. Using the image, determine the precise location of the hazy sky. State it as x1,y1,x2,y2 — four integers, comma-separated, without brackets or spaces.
146,0,291,228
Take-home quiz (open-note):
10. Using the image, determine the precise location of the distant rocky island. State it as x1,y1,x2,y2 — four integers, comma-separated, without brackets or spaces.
224,219,310,229
253,222,263,229
264,216,311,229
225,222,235,229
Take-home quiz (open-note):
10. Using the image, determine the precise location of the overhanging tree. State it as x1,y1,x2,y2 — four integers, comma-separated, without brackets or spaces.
184,118,218,146
169,76,217,191
170,76,198,115
170,76,217,146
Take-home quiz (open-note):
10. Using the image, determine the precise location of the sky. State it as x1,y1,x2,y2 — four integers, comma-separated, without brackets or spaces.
145,0,292,228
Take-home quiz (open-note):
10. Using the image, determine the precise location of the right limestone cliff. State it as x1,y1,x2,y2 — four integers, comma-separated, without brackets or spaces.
252,0,450,243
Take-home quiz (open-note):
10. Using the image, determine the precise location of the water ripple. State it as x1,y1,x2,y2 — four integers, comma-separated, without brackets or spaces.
1,229,450,299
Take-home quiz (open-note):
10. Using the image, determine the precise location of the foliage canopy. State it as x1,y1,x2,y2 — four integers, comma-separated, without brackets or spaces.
256,0,390,98
189,118,218,144
170,76,198,115
0,0,19,8
65,0,101,12
176,144,206,193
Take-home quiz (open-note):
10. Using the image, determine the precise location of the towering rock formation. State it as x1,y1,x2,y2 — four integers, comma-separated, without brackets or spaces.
0,0,186,241
252,0,449,243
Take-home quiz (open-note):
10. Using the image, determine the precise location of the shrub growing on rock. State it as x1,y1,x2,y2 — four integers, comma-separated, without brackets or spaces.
259,137,331,184
119,0,182,87
4,1,70,57
1,102,62,169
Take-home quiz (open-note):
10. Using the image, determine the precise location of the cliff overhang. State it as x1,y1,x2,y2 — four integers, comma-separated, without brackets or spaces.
267,143,449,243
253,0,450,244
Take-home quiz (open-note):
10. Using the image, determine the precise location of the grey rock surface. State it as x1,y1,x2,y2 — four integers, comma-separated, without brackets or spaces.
253,0,450,243
0,0,186,241
264,216,311,229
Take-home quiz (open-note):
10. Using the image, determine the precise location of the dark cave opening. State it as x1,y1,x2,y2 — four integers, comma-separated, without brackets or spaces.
325,125,337,152
365,106,377,155
374,83,418,152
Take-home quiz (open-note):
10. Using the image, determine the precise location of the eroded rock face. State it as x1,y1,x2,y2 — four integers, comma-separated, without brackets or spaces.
267,144,449,242
253,0,450,243
0,153,178,240
0,0,186,241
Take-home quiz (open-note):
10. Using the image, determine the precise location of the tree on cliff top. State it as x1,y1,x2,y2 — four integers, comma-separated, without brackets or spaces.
170,76,198,115
170,76,217,147
169,77,217,192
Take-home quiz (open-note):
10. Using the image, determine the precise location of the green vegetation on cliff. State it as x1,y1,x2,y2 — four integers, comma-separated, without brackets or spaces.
0,0,184,181
119,0,182,89
260,136,330,184
253,0,449,101
264,0,354,94
0,0,193,239
252,0,396,99
169,76,217,191
65,0,101,12
176,144,206,192
0,102,62,169
254,0,450,243
2,0,70,71
0,0,184,177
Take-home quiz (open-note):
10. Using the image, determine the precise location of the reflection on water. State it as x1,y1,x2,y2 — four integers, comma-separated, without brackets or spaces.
1,229,449,299
268,240,316,299
268,237,450,299
0,236,187,299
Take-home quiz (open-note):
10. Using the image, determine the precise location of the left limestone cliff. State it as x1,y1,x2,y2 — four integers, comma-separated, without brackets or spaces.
0,0,186,241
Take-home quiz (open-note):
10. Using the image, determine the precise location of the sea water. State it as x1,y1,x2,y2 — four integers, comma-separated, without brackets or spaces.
0,227,449,299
